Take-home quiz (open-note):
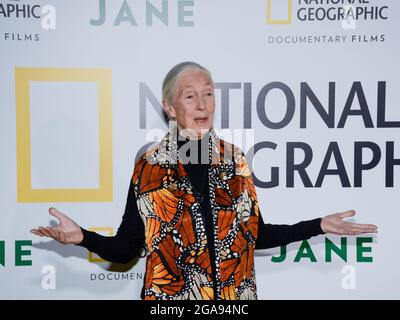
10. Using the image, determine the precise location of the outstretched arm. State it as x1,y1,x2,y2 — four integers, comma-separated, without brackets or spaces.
30,181,145,263
255,210,377,250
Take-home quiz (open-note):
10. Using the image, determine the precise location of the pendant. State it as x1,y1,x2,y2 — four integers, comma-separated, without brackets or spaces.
193,190,205,203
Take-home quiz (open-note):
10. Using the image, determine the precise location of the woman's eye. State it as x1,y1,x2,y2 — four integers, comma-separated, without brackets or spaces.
185,95,193,99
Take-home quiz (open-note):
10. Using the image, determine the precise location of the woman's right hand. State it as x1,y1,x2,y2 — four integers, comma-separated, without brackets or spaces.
30,207,84,245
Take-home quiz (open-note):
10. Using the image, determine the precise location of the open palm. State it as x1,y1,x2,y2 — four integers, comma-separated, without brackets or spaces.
30,207,83,244
321,210,378,235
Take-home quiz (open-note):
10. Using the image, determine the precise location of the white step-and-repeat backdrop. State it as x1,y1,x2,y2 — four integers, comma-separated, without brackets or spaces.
0,0,398,299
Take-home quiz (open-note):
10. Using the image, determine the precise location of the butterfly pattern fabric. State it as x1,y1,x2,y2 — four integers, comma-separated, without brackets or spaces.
132,126,260,300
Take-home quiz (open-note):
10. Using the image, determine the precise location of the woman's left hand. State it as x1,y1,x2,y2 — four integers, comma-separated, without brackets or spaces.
321,210,378,235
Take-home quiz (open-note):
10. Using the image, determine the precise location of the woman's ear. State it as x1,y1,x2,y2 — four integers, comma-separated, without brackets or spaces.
162,99,176,119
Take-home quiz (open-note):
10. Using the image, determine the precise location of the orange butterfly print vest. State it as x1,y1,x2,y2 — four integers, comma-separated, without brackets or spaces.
132,126,260,300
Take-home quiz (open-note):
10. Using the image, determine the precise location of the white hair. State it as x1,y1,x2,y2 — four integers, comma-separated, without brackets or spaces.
162,61,214,103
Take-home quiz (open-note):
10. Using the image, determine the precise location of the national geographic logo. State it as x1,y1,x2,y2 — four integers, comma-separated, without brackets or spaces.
266,0,388,25
1,0,56,42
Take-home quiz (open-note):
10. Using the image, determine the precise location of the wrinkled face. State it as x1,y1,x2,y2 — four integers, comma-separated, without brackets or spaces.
163,69,215,138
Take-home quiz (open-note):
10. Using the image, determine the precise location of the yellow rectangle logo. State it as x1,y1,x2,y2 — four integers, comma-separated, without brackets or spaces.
267,0,292,24
15,67,113,202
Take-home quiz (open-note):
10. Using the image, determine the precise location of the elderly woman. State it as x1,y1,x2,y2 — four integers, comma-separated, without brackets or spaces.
30,61,377,300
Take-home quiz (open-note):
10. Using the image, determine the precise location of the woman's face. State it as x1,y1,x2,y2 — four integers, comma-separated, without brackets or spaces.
163,69,215,138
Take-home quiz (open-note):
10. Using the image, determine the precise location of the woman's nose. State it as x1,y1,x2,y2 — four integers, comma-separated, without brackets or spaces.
196,96,207,110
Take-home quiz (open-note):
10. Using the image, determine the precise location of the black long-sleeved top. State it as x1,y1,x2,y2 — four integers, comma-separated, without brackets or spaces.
77,132,324,298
